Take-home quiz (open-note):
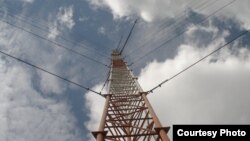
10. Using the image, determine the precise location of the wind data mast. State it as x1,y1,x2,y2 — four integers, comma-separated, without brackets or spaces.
92,50,170,141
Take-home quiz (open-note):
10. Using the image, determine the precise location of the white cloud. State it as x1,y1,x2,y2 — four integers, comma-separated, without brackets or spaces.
79,16,88,22
39,72,65,94
57,6,75,29
87,0,250,28
48,6,75,39
97,26,106,35
84,84,106,141
21,0,34,3
48,22,59,40
219,0,250,29
0,59,82,141
0,14,83,141
186,19,219,37
137,36,250,136
88,0,186,22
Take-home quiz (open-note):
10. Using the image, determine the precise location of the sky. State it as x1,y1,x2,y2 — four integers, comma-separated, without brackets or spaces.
0,0,250,141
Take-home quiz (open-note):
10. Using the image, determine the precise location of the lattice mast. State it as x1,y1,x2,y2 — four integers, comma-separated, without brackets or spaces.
92,50,170,141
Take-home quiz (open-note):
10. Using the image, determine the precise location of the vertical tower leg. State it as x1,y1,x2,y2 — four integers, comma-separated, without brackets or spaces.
141,92,170,141
92,95,111,141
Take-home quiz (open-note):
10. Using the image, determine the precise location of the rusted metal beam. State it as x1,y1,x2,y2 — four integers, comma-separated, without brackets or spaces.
93,94,111,141
93,51,170,141
141,92,170,141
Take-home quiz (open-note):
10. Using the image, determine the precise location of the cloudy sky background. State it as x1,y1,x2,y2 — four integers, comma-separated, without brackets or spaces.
0,0,250,140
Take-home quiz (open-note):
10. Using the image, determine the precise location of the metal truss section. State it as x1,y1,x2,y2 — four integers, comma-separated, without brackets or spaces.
93,51,170,141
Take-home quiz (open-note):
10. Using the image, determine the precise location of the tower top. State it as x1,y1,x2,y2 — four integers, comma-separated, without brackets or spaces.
112,50,120,56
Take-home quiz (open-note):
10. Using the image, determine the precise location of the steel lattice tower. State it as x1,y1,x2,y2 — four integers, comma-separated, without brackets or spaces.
92,51,170,141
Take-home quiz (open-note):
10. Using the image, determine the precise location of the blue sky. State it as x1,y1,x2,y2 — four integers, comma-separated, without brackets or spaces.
0,0,250,140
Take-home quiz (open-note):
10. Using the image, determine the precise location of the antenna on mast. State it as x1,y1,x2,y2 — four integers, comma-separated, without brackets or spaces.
119,19,138,55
